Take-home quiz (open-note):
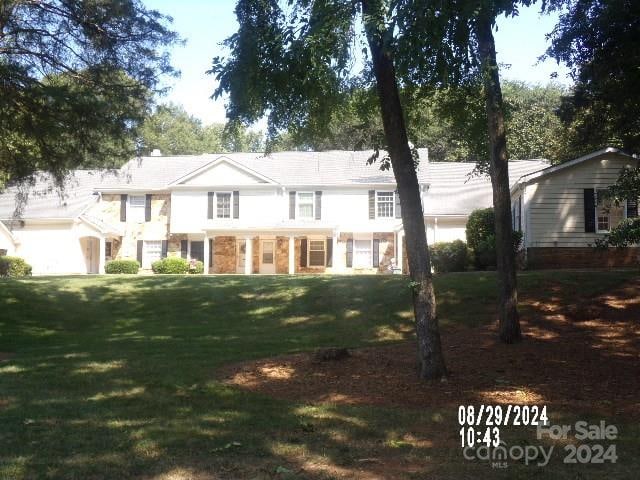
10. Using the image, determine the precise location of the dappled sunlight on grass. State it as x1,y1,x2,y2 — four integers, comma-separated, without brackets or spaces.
0,272,638,479
73,360,126,374
88,387,146,402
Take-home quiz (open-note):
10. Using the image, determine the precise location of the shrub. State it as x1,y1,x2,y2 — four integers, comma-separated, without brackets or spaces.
152,257,190,274
189,260,204,274
0,256,32,277
466,208,524,270
430,240,469,273
466,208,495,252
105,259,139,274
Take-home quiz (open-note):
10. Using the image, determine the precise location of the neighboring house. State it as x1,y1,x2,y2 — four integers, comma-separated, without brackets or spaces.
0,149,547,275
511,147,640,268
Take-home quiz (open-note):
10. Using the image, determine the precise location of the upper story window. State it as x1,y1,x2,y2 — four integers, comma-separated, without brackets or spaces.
129,195,146,222
217,193,231,218
376,191,394,218
298,192,314,219
596,189,625,233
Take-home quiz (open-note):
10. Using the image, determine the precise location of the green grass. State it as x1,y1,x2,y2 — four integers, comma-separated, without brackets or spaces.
0,271,638,479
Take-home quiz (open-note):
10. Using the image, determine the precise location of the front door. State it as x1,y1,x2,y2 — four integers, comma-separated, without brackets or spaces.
236,239,246,273
260,240,276,274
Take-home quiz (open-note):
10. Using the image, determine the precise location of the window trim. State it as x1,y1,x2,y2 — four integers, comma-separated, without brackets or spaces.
375,190,395,218
297,191,315,220
595,188,627,234
215,191,233,219
128,195,146,223
307,237,326,267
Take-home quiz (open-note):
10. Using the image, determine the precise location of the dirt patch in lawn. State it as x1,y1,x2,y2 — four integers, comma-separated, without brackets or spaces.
218,277,640,418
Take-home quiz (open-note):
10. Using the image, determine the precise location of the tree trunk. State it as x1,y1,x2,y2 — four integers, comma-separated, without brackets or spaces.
361,0,447,379
476,12,522,343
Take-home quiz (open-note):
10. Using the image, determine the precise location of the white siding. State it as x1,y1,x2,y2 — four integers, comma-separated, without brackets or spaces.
12,222,89,274
182,161,268,186
425,217,467,244
0,223,15,255
523,154,638,247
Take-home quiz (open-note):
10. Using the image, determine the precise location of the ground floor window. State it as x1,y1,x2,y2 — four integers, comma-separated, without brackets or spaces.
353,238,372,268
308,239,325,266
105,241,112,259
143,240,162,268
596,189,625,233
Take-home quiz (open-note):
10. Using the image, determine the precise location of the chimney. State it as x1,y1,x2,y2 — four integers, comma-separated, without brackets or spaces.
150,149,162,157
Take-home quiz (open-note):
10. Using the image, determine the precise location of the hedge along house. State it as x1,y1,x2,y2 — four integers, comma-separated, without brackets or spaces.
0,149,547,275
511,147,640,268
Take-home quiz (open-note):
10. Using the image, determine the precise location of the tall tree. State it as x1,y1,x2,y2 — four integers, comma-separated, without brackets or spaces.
545,0,640,158
212,0,448,379
474,2,526,343
0,0,178,186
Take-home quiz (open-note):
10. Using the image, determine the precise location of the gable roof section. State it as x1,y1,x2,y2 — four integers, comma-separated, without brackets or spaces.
514,147,637,187
170,156,278,186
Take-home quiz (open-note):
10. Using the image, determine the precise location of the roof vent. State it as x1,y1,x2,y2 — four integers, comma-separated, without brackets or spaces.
150,149,162,157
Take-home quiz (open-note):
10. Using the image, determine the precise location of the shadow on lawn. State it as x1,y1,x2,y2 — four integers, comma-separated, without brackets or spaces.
0,272,638,479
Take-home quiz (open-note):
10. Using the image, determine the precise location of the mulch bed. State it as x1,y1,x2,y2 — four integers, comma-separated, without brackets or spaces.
217,279,640,418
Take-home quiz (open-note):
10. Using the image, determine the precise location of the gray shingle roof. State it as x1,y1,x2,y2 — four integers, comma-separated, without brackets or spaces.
0,150,548,219
0,170,102,220
423,160,549,215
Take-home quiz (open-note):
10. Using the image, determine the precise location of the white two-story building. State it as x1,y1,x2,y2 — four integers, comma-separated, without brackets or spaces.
0,149,548,275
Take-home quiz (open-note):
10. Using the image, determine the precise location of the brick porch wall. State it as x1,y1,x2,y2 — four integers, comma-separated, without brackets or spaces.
526,247,640,269
275,236,289,274
213,236,236,273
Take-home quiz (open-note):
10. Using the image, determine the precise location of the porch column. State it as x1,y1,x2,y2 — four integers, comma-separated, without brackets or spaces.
244,235,253,275
98,237,106,274
332,233,338,272
288,235,295,274
203,234,209,275
397,231,404,274
434,217,439,243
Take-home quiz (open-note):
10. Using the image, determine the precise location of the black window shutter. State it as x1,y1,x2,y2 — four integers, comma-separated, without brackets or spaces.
289,191,296,219
180,240,188,259
584,188,596,233
518,196,522,231
326,237,333,267
209,239,214,267
145,194,152,222
136,240,143,265
207,192,214,219
120,194,127,222
346,238,353,267
395,190,401,218
300,238,307,267
373,239,380,267
233,191,239,219
315,191,322,220
627,197,638,218
368,190,375,219
161,240,168,258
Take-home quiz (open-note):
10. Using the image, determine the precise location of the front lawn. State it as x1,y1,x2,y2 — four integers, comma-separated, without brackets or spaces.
0,271,638,479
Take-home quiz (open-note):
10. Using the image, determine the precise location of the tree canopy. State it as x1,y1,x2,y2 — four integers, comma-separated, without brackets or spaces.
270,82,567,162
0,0,178,186
138,103,264,155
546,0,640,159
